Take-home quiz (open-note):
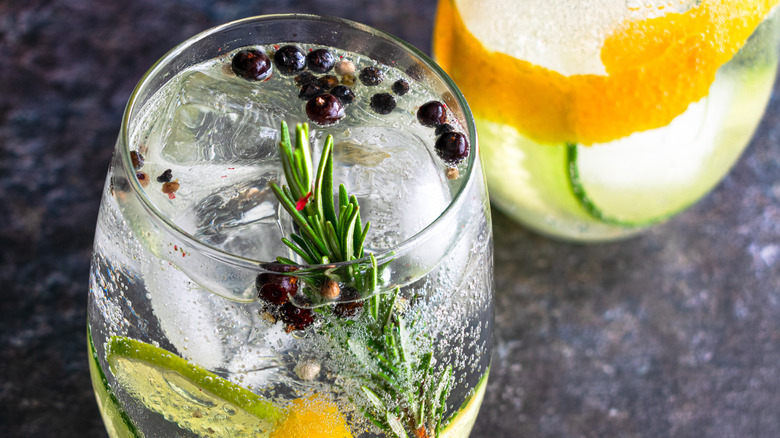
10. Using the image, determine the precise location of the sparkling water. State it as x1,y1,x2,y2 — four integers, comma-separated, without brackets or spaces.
133,48,455,259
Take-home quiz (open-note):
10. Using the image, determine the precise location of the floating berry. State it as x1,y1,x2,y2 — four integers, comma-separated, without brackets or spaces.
335,59,355,76
299,83,325,100
258,284,288,305
136,171,150,188
307,48,335,73
161,180,180,195
294,72,317,86
320,279,341,301
280,303,315,331
130,151,144,170
435,132,470,164
306,94,345,125
317,75,339,90
359,66,383,86
392,79,410,96
435,123,455,135
231,49,272,81
273,45,306,75
256,264,299,305
330,85,355,104
417,101,447,127
157,169,173,183
370,93,396,115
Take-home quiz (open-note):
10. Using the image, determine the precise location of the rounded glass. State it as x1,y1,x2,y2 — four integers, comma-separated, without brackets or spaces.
88,14,493,438
434,0,780,241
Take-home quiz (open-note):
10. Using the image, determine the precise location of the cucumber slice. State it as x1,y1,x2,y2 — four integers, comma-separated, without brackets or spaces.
478,118,636,241
105,336,282,437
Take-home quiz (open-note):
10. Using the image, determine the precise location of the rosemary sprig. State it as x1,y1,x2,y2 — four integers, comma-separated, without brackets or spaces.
357,289,454,438
271,122,452,437
270,121,368,267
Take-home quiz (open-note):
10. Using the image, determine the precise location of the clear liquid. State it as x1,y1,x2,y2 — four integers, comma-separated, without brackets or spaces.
89,42,492,437
131,46,462,257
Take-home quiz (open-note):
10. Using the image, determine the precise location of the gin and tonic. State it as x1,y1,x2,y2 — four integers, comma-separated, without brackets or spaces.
89,14,493,438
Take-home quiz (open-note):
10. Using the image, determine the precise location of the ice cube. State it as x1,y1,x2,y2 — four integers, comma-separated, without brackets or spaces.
330,126,451,251
130,160,294,304
188,169,291,262
143,259,247,370
161,71,295,165
144,257,292,379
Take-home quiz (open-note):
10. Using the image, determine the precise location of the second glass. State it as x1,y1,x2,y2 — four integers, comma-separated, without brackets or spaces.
88,14,493,438
434,0,780,241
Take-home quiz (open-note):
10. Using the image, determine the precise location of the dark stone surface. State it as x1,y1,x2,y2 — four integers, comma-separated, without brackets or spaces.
1,0,779,437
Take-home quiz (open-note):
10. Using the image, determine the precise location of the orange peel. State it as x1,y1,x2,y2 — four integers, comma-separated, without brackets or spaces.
434,0,778,145
269,394,353,438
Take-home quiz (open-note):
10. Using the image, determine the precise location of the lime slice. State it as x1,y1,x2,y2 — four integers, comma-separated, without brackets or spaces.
106,336,283,437
568,64,773,225
440,370,489,438
88,329,143,438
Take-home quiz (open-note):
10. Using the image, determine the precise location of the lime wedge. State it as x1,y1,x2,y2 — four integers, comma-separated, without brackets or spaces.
440,370,489,438
105,336,282,437
88,329,143,438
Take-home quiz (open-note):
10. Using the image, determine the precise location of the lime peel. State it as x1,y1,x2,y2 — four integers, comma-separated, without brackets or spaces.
439,368,489,438
87,328,143,438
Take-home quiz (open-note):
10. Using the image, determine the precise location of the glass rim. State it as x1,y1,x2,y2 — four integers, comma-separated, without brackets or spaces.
118,13,480,272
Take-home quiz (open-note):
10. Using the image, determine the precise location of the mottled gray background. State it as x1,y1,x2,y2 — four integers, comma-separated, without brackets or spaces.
2,1,780,437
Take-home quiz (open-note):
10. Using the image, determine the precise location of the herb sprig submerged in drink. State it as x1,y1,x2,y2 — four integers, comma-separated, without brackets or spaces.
88,15,493,438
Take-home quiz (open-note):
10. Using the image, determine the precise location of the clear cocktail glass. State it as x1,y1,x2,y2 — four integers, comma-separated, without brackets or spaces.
88,14,493,438
434,0,780,241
